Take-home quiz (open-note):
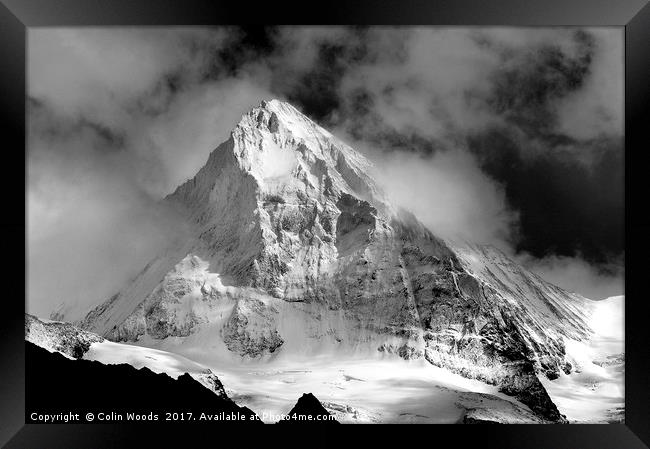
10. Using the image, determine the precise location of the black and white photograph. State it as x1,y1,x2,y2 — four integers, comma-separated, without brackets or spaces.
25,26,625,425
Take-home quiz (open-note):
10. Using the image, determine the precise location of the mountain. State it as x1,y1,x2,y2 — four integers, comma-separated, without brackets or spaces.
57,99,605,422
278,393,339,424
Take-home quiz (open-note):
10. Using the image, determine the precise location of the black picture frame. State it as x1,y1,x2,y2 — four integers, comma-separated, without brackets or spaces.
1,1,647,447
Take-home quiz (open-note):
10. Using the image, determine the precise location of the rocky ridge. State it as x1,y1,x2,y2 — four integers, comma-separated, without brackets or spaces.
26,313,228,399
25,341,261,424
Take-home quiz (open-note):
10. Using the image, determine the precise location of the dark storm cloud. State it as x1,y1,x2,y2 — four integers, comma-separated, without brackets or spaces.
264,27,370,123
269,28,623,265
28,26,623,315
318,28,620,155
487,30,596,137
468,129,623,263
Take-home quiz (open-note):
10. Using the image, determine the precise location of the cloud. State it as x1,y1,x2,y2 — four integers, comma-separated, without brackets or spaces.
270,27,622,163
517,253,624,300
28,28,277,194
554,28,624,140
346,138,518,248
27,172,189,319
127,78,278,195
27,28,278,316
339,28,504,139
28,28,230,116
281,26,624,300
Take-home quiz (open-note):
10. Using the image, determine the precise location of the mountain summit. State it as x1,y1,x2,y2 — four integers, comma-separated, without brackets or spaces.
69,99,599,422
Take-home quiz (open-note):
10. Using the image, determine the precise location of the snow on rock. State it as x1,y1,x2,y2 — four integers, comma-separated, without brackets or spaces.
26,313,104,359
277,393,339,423
460,396,544,424
541,295,624,423
217,356,546,424
59,99,615,422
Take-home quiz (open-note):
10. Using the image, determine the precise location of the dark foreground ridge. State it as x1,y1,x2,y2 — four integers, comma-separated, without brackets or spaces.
25,342,261,424
278,393,339,424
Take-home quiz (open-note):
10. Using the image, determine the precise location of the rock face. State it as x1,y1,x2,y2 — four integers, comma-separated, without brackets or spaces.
458,391,547,424
67,99,598,422
25,313,104,359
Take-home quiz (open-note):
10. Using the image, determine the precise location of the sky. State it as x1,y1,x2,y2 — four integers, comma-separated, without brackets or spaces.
27,26,624,316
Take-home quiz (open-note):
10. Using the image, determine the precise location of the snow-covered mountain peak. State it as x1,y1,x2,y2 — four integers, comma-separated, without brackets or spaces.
166,99,392,237
235,99,337,150
227,99,383,204
68,99,613,423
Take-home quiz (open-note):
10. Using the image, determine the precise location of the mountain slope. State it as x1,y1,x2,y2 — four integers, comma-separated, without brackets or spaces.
541,295,624,423
61,99,603,422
